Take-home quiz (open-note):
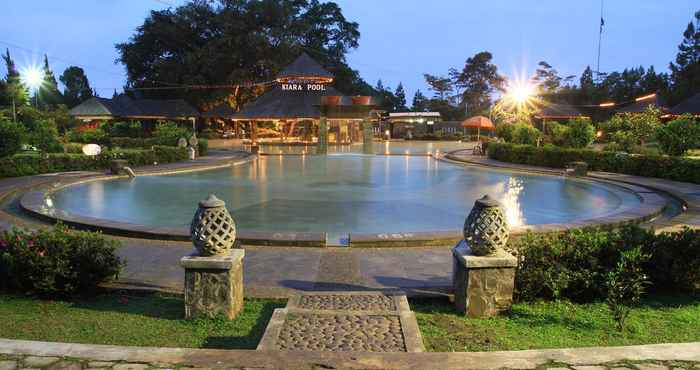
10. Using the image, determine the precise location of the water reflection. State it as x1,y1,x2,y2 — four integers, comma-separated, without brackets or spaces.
48,154,639,234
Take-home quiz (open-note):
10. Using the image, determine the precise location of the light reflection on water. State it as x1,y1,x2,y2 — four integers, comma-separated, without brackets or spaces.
48,155,640,234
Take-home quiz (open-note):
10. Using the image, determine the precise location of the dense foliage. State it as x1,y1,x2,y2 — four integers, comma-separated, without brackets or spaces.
0,118,24,157
487,143,700,184
512,226,700,303
599,108,662,147
152,121,192,146
656,116,700,156
496,123,541,145
0,146,187,178
0,224,123,297
116,0,371,109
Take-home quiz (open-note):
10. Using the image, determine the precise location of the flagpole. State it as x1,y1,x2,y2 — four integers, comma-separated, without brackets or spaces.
596,0,604,80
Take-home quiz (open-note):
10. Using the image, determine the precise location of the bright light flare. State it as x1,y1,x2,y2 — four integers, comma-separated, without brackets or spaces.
502,75,538,112
20,65,44,91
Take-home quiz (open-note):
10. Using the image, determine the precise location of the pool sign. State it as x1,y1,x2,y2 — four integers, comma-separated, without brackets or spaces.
281,83,327,92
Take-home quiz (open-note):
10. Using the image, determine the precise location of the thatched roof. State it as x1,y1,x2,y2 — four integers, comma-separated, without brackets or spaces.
205,85,350,119
616,93,669,114
671,92,700,115
69,95,198,119
535,103,588,119
276,53,334,81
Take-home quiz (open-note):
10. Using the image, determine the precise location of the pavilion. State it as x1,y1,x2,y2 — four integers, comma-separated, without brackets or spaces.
205,53,376,148
69,94,199,131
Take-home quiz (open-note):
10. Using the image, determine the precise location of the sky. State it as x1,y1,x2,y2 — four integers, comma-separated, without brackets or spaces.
0,0,698,101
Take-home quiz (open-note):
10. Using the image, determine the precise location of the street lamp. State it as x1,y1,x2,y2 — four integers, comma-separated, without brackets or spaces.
20,66,44,107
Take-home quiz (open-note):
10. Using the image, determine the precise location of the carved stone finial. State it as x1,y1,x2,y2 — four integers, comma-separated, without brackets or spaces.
463,195,509,256
190,194,236,256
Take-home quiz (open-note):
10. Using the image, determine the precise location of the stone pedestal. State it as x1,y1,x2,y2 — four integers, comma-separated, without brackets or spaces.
110,159,128,175
452,240,516,318
317,116,328,155
180,249,245,320
362,118,373,154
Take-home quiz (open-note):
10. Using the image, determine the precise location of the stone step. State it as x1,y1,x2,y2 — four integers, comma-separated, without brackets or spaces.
257,291,424,352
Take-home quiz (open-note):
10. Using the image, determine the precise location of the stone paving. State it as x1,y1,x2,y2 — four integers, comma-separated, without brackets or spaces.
2,343,700,369
257,291,425,353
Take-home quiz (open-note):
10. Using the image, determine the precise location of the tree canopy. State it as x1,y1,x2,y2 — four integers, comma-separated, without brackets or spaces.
60,66,94,108
116,0,370,110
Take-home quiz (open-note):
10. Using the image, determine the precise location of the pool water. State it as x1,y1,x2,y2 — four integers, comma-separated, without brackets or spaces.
48,154,641,234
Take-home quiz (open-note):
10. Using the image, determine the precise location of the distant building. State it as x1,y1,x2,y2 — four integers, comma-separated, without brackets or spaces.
69,94,199,131
386,112,442,138
615,93,669,114
670,92,700,117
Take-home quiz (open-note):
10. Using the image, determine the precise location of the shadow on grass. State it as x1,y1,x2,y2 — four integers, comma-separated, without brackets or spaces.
71,290,185,320
201,301,282,350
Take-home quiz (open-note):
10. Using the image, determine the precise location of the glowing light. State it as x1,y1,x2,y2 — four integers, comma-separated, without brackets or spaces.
635,93,656,102
20,65,44,91
502,74,539,112
599,102,615,107
596,130,603,138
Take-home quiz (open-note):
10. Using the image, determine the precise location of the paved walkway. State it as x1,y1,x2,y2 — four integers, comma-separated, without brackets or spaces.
1,338,699,369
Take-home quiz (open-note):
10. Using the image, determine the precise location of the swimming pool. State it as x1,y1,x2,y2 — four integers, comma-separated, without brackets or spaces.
45,153,641,234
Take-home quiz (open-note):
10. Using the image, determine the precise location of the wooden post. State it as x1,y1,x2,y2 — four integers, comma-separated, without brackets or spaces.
362,117,373,154
317,116,328,155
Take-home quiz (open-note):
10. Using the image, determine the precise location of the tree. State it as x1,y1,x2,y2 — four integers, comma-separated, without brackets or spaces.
578,66,597,104
37,55,64,109
423,74,453,101
116,0,366,109
60,66,93,108
1,49,27,122
394,82,407,111
534,61,562,94
450,51,505,116
411,89,428,112
669,10,700,105
374,79,399,112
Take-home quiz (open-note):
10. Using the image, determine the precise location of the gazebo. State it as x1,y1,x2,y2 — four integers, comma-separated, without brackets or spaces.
461,116,494,140
616,93,669,114
204,53,375,150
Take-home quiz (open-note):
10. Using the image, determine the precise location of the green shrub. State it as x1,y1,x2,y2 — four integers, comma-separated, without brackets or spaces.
110,137,158,149
608,131,637,152
548,122,568,146
605,247,651,331
0,147,188,178
600,107,661,146
0,119,24,158
152,122,191,146
564,119,596,148
656,116,700,156
0,224,123,297
28,120,63,153
512,225,654,302
63,143,84,154
646,227,700,291
495,123,515,142
510,123,541,145
68,127,109,145
107,121,143,138
487,142,700,184
198,138,209,156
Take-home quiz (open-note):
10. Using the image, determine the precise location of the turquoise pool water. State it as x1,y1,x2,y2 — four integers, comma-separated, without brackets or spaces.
47,154,641,234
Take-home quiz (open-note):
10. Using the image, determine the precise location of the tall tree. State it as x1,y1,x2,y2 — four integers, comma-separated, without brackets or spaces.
116,0,366,109
394,82,407,111
60,66,94,108
411,89,428,112
423,74,452,101
669,10,700,105
374,79,399,112
38,54,64,109
534,61,562,94
1,49,27,121
450,51,504,116
577,66,597,104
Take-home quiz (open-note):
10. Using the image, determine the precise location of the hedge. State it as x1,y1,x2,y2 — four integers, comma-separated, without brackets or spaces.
0,146,188,178
110,137,159,149
487,143,700,184
0,224,123,297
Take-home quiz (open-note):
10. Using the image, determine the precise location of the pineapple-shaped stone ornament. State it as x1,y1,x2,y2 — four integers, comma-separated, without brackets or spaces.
463,195,509,256
190,194,237,256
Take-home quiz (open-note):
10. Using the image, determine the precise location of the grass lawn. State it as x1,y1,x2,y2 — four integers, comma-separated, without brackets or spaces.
0,293,285,349
412,295,700,352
